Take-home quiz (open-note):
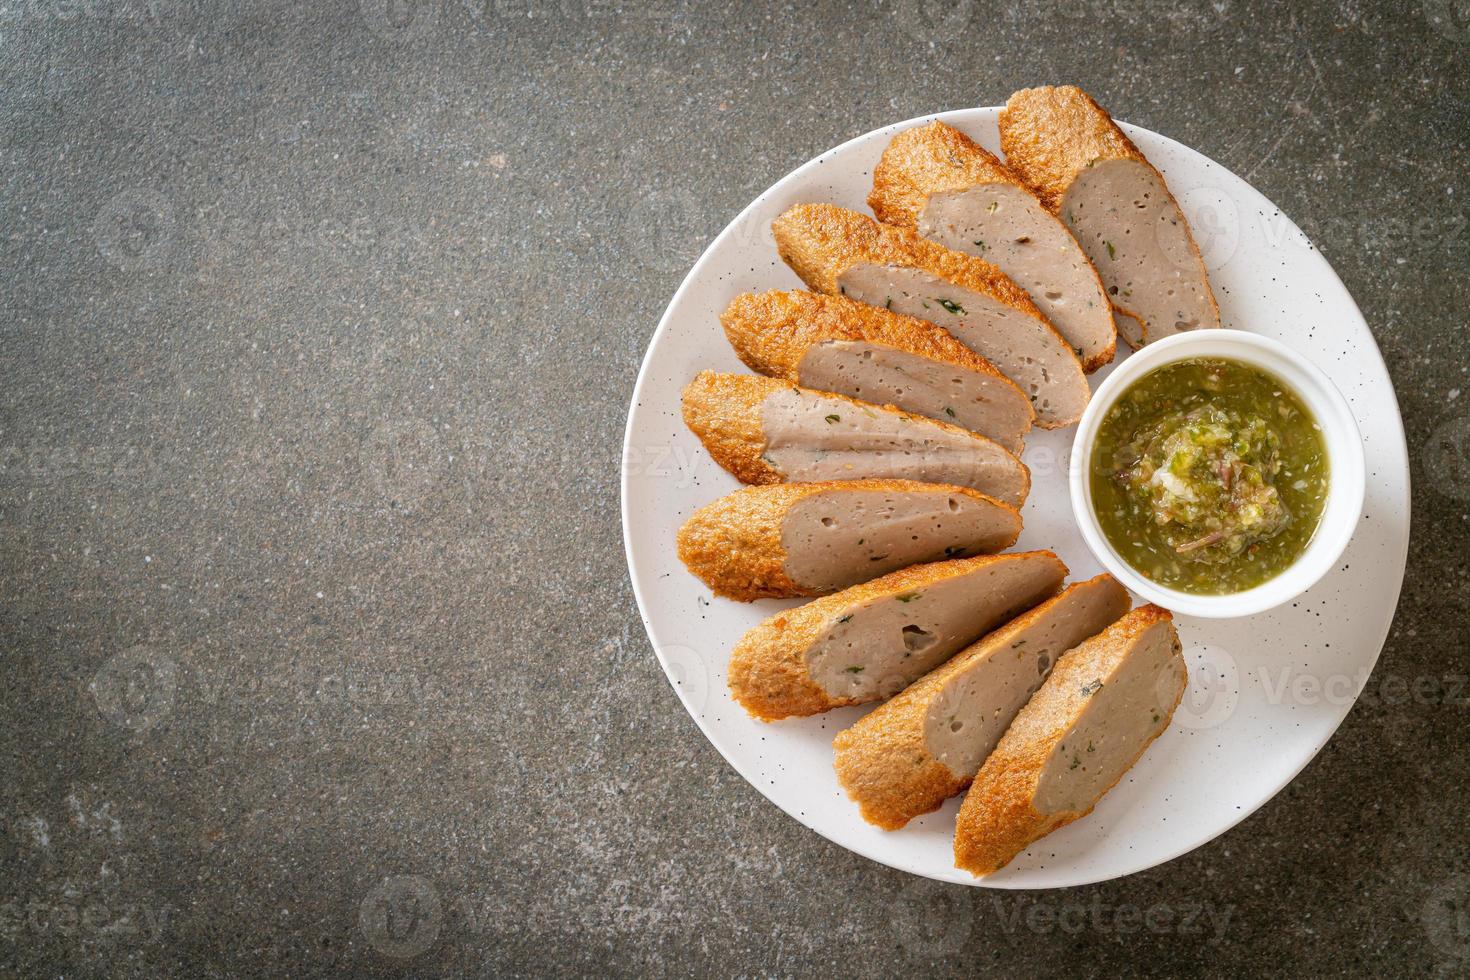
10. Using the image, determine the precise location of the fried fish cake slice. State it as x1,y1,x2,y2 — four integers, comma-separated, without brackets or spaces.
729,551,1066,721
680,371,1030,507
721,289,1034,452
952,604,1186,876
999,85,1220,347
678,479,1021,601
832,574,1129,829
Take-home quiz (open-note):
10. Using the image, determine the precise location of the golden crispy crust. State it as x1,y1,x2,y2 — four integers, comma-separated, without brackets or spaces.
832,574,1125,830
720,289,1022,394
953,604,1185,876
677,482,806,602
677,480,1018,603
869,121,1017,228
832,695,964,831
679,371,1030,499
680,370,779,486
771,203,1043,318
998,85,1147,212
728,551,1066,722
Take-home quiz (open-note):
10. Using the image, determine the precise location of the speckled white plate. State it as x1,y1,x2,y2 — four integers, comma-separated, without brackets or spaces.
621,106,1409,887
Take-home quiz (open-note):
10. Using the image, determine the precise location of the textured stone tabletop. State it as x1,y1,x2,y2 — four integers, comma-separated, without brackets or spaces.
1,0,1467,976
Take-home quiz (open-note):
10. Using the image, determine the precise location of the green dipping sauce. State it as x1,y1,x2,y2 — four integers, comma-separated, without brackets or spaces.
1090,357,1330,595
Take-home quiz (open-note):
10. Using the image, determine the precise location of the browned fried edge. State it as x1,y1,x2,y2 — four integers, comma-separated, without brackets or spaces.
679,371,1031,504
998,85,1147,212
771,203,1044,318
676,479,1020,602
868,120,1016,228
728,551,1066,722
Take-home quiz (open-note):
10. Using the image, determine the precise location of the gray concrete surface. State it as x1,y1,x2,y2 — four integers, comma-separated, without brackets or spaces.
1,0,1467,976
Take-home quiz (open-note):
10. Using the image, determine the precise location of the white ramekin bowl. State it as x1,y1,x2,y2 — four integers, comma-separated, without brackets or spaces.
1070,330,1366,619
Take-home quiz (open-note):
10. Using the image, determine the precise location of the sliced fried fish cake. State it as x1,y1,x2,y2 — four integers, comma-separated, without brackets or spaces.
832,574,1129,830
721,289,1034,452
771,203,1089,427
678,479,1021,601
680,371,1030,507
728,551,1066,721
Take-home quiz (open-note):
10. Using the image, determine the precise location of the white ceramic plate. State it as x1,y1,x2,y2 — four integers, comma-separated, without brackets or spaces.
621,107,1410,888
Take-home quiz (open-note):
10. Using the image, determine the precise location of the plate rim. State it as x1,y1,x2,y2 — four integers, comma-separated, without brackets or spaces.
621,105,1411,888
